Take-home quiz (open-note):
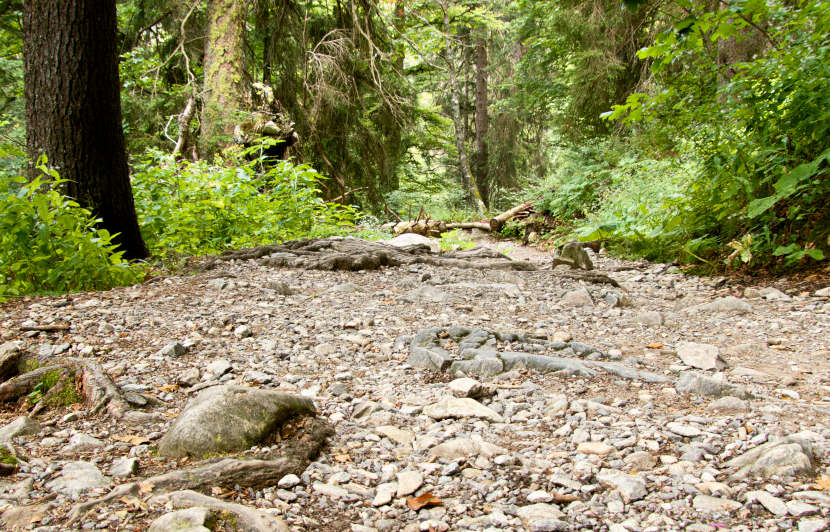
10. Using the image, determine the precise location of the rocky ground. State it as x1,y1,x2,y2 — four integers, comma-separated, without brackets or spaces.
0,235,829,532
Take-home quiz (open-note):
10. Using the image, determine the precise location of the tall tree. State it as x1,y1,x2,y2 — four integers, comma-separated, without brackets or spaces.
201,0,250,156
23,0,148,259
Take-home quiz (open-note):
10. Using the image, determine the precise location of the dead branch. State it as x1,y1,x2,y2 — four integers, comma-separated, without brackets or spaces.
19,324,70,332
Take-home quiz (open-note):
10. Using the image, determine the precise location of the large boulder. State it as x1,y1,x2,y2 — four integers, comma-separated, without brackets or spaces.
158,385,316,458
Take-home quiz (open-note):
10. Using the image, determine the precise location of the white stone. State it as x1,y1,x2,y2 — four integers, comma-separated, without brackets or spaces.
396,470,423,497
677,342,726,370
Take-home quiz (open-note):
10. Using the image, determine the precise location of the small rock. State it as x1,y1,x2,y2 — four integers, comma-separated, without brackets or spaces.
562,288,593,308
577,441,615,456
109,457,138,478
205,359,233,377
527,490,553,503
624,451,657,471
148,507,214,532
375,426,415,446
0,416,41,442
423,397,504,423
596,469,647,502
677,342,726,370
46,461,110,497
313,482,351,499
708,396,748,412
726,436,815,480
61,433,105,454
447,377,495,399
278,474,300,488
746,490,788,516
156,342,186,358
799,519,828,532
676,371,748,398
693,495,742,513
177,368,201,387
814,286,830,297
634,311,663,327
396,470,423,497
666,422,702,438
787,500,819,517
516,503,566,530
372,482,397,507
233,325,253,338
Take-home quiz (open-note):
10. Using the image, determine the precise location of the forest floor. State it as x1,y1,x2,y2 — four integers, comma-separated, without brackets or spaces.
0,235,829,532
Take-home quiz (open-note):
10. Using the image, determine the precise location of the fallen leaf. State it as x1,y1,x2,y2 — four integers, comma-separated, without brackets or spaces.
112,434,151,446
159,384,178,392
137,481,155,496
333,453,351,463
406,492,442,511
119,495,147,511
645,342,663,349
815,476,830,490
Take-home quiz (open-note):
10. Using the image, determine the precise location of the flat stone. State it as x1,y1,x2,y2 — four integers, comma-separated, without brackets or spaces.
814,286,830,297
408,346,453,371
149,507,214,532
708,396,748,412
799,519,828,532
562,287,593,307
676,371,749,398
109,457,138,478
396,470,423,497
447,377,495,399
697,296,752,314
157,385,316,458
692,495,742,513
370,482,396,507
313,482,350,499
527,490,553,503
0,416,41,442
666,422,702,438
726,436,815,480
374,426,415,446
517,503,566,530
448,357,504,376
386,233,440,253
596,469,647,502
677,342,726,370
1,503,49,530
423,397,504,423
61,433,105,454
577,441,615,456
234,325,253,338
206,359,232,376
278,474,300,488
746,490,788,516
46,461,110,497
633,311,663,327
624,451,657,471
429,438,504,460
787,500,819,516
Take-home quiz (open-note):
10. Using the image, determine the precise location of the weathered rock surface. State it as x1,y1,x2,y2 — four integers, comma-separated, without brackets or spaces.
157,385,316,458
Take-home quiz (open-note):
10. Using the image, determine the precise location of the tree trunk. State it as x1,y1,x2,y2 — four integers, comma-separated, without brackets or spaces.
23,0,149,260
442,5,486,215
473,35,489,207
201,0,250,157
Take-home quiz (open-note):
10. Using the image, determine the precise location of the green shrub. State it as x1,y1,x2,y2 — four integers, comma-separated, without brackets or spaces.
0,161,142,301
131,151,357,257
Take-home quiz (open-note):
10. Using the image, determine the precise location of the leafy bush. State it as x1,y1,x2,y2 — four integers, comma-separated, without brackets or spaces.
0,162,142,301
132,151,357,257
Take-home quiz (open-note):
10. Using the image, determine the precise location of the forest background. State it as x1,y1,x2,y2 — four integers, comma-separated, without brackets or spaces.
0,0,828,300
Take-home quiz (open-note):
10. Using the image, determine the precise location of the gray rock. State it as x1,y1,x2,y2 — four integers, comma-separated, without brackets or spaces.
500,352,595,377
677,342,726,370
708,396,748,412
562,287,593,307
624,451,657,471
157,342,186,358
46,461,110,497
693,495,742,513
815,286,830,297
408,345,452,371
423,397,504,423
726,436,815,480
372,482,397,507
447,377,495,399
429,438,504,460
555,242,593,271
61,433,105,454
634,311,663,327
676,372,749,398
205,359,232,377
666,422,702,438
799,519,828,532
592,361,670,383
177,368,201,387
149,507,214,532
149,490,289,532
109,457,138,478
697,296,752,314
404,286,455,304
596,469,647,502
0,416,41,442
786,500,819,517
234,325,253,338
761,287,791,301
395,470,423,497
517,503,566,531
157,385,316,458
746,490,788,516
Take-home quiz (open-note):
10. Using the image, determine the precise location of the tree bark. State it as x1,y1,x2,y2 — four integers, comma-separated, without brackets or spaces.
473,35,489,206
442,4,486,215
23,0,148,260
201,0,250,157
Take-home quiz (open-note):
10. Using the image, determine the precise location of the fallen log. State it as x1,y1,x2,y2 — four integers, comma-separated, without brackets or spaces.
445,222,491,231
489,201,534,233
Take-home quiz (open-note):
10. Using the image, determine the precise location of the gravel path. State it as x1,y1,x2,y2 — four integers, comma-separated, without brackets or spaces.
0,238,829,531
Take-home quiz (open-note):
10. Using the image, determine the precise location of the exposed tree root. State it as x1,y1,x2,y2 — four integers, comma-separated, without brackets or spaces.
67,417,333,525
202,237,537,272
0,350,130,419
